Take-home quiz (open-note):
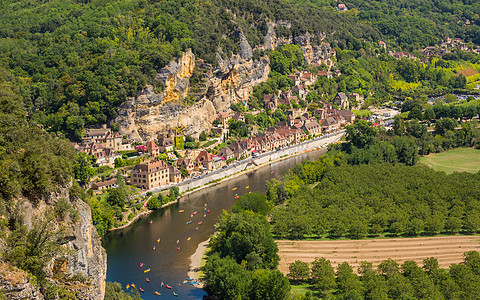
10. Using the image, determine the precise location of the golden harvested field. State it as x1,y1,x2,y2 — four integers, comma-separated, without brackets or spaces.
277,236,480,274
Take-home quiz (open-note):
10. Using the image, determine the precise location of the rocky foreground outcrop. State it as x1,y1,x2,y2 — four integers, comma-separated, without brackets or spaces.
0,184,106,300
116,22,335,142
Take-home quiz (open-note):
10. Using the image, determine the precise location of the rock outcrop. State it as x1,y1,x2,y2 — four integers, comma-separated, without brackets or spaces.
115,23,334,142
0,184,107,300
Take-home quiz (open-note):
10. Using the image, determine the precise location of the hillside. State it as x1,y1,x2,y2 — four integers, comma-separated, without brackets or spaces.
0,70,106,299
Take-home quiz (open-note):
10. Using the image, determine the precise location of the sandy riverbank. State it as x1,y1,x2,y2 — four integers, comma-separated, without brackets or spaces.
187,239,209,288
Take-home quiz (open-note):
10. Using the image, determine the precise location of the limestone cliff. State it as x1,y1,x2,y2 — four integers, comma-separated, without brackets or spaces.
0,184,106,300
115,24,334,142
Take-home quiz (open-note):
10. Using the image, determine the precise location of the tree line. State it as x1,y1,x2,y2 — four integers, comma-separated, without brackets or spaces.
287,251,480,299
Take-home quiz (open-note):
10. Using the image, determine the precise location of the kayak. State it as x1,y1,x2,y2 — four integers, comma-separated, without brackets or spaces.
177,247,180,251
203,214,206,218
153,246,156,250
176,240,179,244
235,196,239,199
139,288,144,293
186,221,192,225
173,292,178,297
204,207,207,211
198,222,202,225
126,284,130,290
131,283,136,288
154,292,161,296
144,269,150,273
146,278,150,283
166,285,172,289
190,214,193,218
179,210,184,212
184,198,188,201
149,221,153,224
195,227,198,231
246,186,249,189
157,238,160,243
232,187,237,191
192,211,198,215
207,209,210,213
139,263,144,268
187,237,191,241
204,203,207,207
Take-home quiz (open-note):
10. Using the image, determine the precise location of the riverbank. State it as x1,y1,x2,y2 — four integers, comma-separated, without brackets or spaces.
108,131,344,232
188,239,209,288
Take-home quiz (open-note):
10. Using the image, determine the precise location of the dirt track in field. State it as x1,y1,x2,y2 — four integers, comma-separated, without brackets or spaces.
277,236,480,274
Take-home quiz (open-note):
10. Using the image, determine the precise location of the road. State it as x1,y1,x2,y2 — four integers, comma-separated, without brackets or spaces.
141,130,345,196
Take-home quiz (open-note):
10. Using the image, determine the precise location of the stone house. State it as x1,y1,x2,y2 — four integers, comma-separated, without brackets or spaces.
334,92,349,109
321,117,340,133
91,178,117,195
145,141,160,156
131,160,169,190
302,121,322,135
176,158,194,174
157,137,174,153
195,150,214,171
336,110,356,124
218,147,234,161
168,166,182,183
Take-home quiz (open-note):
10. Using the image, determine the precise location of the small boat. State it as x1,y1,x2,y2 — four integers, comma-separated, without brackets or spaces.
149,221,153,224
153,246,156,250
198,222,202,225
190,214,193,218
246,186,249,189
195,227,198,231
235,196,239,199
146,278,150,283
166,285,172,289
161,281,164,287
232,187,237,191
154,291,161,296
186,221,192,225
177,247,180,251
187,237,191,241
179,210,184,213
176,240,179,244
207,209,210,213
139,288,144,293
203,214,206,218
157,238,161,243
131,283,136,288
173,292,178,297
204,203,207,207
126,284,130,290
140,263,144,268
144,269,150,273
192,211,198,215
271,171,274,174
204,207,207,211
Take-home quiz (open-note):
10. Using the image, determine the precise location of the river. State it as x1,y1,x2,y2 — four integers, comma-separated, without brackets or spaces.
102,148,327,299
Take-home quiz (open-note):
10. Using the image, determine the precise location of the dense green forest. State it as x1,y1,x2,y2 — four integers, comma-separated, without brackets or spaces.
1,0,479,139
287,251,480,299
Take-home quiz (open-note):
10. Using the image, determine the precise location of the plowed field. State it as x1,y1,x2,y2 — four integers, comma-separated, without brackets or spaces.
277,236,480,274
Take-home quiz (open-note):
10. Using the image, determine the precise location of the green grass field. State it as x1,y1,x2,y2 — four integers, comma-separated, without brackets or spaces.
419,148,480,174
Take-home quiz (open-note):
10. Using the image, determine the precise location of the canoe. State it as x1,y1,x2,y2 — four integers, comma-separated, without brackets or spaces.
232,187,237,191
149,221,153,224
173,292,178,297
179,210,184,213
176,240,179,244
235,196,239,199
144,269,150,273
146,278,150,283
131,283,136,288
204,203,207,207
198,222,202,225
139,288,144,293
153,246,156,250
186,221,192,225
154,291,161,296
204,208,207,211
246,186,249,189
195,227,198,231
187,237,191,241
203,214,206,218
139,263,144,268
126,284,130,290
192,211,198,215
166,285,172,289
207,209,210,213
177,247,180,251
157,238,160,243
190,214,193,218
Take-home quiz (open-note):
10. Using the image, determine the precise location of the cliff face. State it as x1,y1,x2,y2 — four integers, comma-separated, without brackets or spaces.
115,24,333,142
0,185,106,300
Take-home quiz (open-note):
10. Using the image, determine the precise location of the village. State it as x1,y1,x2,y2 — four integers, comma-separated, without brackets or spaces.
73,68,363,195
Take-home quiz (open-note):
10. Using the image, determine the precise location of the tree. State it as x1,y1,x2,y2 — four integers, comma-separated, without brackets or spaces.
345,119,378,149
424,107,436,120
408,106,423,120
147,197,161,210
378,259,400,279
311,257,336,291
73,152,93,186
392,136,418,165
435,118,458,135
231,193,272,216
288,260,310,282
199,131,208,141
249,269,291,300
